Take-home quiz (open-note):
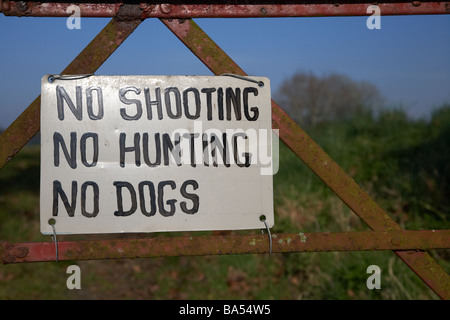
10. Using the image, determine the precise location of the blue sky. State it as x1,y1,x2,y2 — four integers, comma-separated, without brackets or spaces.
0,14,449,129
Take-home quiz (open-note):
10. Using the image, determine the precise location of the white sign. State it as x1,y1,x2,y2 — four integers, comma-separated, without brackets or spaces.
40,75,274,235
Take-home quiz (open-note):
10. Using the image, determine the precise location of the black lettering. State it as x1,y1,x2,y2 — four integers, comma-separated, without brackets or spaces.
86,86,104,120
201,88,216,121
119,132,141,167
80,132,98,167
119,86,142,120
144,87,163,120
54,132,77,169
243,87,259,121
180,180,199,214
81,181,99,218
164,87,182,119
143,133,161,167
183,133,199,167
113,181,137,217
183,87,201,120
138,181,157,217
162,133,181,166
210,133,230,167
202,133,210,167
217,87,224,120
226,87,242,120
158,180,177,217
53,180,77,217
233,133,251,167
56,85,82,120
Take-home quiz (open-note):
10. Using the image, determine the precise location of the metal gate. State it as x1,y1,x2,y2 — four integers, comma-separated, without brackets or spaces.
0,1,449,299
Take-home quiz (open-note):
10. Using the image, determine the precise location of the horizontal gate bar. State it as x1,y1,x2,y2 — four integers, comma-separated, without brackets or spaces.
0,11,142,170
2,230,449,264
1,1,449,18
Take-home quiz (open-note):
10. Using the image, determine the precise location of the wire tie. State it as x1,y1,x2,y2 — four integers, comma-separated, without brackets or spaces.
220,73,264,87
261,218,272,255
50,221,59,263
48,73,94,83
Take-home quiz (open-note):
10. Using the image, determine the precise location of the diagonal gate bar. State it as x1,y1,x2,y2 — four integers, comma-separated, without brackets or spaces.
0,13,142,170
159,18,450,299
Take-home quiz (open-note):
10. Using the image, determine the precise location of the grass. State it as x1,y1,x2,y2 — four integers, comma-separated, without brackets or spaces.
0,106,449,300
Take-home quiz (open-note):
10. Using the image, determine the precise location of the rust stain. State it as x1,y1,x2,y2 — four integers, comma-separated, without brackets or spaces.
2,2,450,17
2,230,449,263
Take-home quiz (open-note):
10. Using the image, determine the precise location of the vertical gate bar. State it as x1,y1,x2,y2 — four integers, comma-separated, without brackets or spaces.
160,18,450,299
0,16,142,170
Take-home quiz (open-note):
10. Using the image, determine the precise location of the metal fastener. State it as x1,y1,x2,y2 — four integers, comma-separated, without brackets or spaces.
391,236,402,246
13,246,29,259
16,1,28,12
160,4,172,14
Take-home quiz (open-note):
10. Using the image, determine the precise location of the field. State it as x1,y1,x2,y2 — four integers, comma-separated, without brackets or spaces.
0,106,449,300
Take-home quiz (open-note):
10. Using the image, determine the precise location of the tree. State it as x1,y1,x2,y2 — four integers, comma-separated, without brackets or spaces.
275,71,384,126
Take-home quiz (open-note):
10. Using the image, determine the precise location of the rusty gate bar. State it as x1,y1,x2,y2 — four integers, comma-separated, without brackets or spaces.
0,13,142,170
1,1,449,17
159,17,450,299
2,230,450,264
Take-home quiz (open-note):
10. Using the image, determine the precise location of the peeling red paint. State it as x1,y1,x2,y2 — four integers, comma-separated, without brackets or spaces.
2,230,449,263
1,2,449,17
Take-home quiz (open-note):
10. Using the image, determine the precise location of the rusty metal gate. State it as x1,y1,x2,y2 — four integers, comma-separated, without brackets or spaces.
0,1,449,299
